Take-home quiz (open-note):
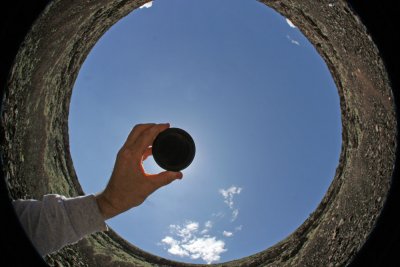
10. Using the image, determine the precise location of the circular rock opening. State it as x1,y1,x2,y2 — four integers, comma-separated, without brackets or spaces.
1,0,397,266
68,0,342,264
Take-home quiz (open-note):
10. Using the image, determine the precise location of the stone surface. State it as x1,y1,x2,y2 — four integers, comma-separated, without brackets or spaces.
1,0,397,266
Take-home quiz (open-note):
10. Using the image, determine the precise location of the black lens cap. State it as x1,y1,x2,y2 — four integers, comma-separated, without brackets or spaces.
152,128,195,172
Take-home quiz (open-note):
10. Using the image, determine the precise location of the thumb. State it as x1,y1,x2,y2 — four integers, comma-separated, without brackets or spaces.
150,171,183,188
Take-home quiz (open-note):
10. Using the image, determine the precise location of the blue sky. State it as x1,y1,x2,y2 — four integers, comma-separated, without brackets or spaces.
69,0,342,264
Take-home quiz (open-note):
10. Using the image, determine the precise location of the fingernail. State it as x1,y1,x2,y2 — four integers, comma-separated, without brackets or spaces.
176,172,183,179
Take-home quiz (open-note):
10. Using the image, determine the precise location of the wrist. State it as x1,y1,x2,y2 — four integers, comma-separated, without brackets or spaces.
95,192,120,220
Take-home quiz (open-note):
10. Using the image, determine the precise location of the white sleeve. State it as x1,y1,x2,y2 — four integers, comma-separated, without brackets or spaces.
12,194,108,256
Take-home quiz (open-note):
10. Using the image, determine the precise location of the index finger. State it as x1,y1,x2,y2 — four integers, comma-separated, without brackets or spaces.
133,123,170,155
124,123,156,148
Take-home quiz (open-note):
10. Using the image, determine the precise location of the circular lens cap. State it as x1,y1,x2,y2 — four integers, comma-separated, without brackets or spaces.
152,128,196,172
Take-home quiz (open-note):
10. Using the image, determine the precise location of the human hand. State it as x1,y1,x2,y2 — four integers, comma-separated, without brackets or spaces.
95,123,183,220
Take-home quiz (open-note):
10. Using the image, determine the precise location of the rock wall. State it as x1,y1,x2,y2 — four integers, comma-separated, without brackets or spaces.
1,0,398,266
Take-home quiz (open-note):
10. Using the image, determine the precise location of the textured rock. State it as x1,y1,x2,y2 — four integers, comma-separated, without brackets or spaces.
1,0,397,266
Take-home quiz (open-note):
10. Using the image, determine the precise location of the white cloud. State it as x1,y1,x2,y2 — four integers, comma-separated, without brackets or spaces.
219,186,242,221
161,236,189,257
161,221,226,264
222,231,233,237
161,236,175,245
231,209,239,222
169,221,199,242
212,212,225,219
219,186,242,209
140,1,153,8
286,35,300,46
161,187,244,263
291,39,300,46
201,220,213,234
182,237,226,264
235,225,243,231
285,18,297,28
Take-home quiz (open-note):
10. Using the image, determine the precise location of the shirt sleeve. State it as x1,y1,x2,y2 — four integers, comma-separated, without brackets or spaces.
12,194,108,256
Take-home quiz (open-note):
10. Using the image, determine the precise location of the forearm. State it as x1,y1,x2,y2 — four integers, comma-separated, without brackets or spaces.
13,194,107,256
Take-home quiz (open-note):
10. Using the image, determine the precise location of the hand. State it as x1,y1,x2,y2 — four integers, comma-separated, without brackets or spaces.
95,123,183,219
